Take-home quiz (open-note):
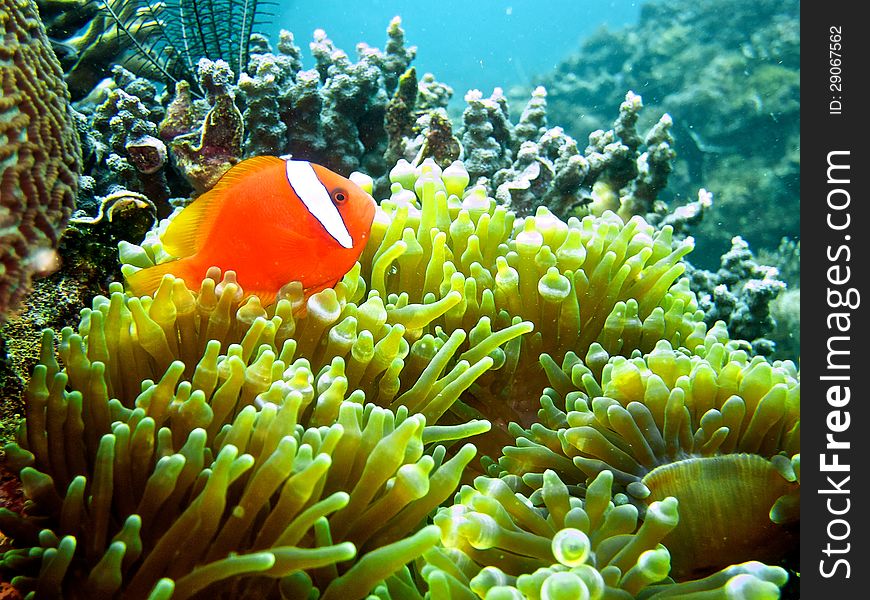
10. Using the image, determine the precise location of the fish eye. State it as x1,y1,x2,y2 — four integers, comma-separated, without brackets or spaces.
332,189,348,205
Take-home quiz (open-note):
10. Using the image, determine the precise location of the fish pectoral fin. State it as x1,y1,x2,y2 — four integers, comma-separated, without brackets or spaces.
271,226,318,258
125,260,190,298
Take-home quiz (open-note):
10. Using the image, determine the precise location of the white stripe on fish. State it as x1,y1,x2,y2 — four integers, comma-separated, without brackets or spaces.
284,160,353,249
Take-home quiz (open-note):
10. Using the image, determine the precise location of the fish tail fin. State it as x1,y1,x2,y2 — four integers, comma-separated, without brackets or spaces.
125,260,194,298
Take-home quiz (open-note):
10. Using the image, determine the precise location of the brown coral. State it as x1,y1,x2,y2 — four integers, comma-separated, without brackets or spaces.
0,0,82,318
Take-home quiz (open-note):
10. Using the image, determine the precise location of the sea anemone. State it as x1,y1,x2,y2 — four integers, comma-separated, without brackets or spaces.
1,158,798,596
0,279,487,598
425,469,788,598
122,159,705,444
498,335,800,578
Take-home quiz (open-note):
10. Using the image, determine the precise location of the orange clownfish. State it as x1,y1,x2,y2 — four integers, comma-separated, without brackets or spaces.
126,156,376,305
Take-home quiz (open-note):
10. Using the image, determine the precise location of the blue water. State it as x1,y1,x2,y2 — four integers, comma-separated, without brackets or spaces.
266,0,640,99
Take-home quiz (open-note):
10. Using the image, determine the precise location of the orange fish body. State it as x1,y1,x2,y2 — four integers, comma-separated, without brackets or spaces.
126,156,376,305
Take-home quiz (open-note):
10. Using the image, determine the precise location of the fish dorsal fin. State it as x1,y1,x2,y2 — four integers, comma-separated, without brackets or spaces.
162,156,284,257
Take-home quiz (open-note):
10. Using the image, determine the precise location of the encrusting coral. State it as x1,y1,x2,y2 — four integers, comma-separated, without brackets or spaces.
0,0,82,319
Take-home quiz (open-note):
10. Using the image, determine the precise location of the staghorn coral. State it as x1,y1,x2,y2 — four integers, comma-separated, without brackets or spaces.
426,469,788,599
498,333,799,579
0,273,489,598
0,0,82,319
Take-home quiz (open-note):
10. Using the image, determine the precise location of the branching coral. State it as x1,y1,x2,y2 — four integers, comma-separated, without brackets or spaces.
239,18,420,177
685,237,788,357
462,89,676,223
67,65,175,217
382,67,460,184
1,0,82,319
529,0,799,257
498,334,800,578
61,15,678,235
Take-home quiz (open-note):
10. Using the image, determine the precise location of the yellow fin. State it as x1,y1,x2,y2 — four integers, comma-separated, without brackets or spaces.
162,156,285,257
125,261,191,298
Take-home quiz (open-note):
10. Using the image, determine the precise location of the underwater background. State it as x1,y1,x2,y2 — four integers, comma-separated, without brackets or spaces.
271,0,642,103
1,0,799,598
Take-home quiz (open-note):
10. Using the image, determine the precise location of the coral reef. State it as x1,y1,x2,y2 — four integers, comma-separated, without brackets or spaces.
685,237,788,358
49,14,680,235
239,17,418,177
465,89,676,223
1,192,156,451
1,7,800,596
41,0,268,99
0,158,799,597
71,65,175,216
166,60,244,193
382,67,460,184
0,0,82,319
73,59,241,213
525,0,799,263
759,238,800,362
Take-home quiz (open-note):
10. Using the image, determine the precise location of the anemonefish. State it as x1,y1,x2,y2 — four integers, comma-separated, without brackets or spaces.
126,156,376,306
